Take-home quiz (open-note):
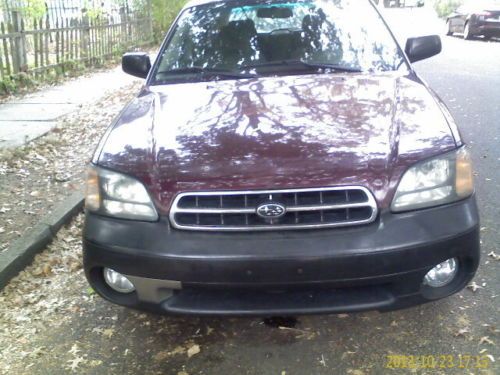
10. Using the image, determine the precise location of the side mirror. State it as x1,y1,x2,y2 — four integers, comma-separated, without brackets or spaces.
122,52,151,79
405,35,442,63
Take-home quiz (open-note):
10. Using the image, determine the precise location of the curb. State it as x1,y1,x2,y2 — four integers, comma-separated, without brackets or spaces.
0,190,84,290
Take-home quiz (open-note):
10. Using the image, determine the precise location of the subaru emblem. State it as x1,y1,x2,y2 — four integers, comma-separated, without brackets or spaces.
256,203,286,219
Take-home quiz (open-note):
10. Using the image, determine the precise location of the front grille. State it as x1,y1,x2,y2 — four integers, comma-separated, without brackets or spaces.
169,187,378,231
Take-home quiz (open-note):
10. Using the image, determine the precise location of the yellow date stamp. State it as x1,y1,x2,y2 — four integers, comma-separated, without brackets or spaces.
385,354,492,370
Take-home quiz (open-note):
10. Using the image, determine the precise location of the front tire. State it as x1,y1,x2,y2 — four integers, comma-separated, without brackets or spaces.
463,22,473,40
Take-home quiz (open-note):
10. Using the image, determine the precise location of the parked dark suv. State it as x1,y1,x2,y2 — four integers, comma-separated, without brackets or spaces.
83,0,479,316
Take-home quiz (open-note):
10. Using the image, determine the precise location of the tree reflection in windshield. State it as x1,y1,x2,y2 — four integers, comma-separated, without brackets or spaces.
154,0,406,83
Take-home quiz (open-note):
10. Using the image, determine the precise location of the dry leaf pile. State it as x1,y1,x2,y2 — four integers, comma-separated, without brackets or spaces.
0,215,88,373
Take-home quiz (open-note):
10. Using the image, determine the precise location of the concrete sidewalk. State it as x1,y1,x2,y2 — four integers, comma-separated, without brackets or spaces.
0,65,139,149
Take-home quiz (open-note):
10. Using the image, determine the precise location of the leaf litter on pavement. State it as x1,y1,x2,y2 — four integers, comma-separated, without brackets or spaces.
0,80,142,255
0,79,143,373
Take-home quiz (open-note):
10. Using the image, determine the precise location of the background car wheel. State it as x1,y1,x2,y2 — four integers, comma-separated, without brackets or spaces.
463,22,473,40
446,20,453,36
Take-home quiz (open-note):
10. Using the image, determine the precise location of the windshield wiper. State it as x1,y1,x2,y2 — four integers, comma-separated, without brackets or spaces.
241,60,362,73
156,66,258,79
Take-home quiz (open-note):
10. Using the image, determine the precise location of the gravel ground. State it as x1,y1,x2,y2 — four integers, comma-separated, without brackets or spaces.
0,80,142,253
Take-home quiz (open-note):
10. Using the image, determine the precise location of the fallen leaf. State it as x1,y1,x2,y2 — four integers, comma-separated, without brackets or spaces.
42,264,52,276
487,251,500,261
89,360,102,367
29,346,46,358
102,328,114,338
467,282,482,292
67,356,85,372
154,350,170,362
479,336,495,346
187,344,200,358
169,346,185,356
319,354,327,367
68,344,81,355
31,267,44,277
455,328,470,337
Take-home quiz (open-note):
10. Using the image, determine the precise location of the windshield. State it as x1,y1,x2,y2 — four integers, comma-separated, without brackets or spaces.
152,0,406,84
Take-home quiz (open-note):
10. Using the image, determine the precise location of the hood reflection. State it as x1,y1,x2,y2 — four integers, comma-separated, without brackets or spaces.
98,72,456,213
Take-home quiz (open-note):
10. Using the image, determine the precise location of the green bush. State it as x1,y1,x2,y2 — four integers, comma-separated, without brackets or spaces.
121,0,188,41
0,77,17,94
433,0,463,18
151,0,188,41
18,0,46,19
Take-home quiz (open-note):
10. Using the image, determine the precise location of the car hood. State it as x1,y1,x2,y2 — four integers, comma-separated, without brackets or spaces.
96,73,458,213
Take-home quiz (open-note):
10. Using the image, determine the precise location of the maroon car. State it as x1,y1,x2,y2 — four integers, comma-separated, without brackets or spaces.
83,0,479,315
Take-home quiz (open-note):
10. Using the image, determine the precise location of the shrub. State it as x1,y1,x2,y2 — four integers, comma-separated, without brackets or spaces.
432,0,464,18
151,0,188,41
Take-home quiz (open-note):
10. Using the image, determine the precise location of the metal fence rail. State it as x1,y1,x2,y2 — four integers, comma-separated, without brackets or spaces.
0,7,152,81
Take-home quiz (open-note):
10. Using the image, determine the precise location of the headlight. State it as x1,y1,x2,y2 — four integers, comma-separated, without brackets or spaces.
85,166,158,221
391,147,474,212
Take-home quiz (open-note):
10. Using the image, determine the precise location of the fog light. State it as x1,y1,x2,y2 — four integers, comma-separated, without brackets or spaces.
103,268,135,293
423,258,458,288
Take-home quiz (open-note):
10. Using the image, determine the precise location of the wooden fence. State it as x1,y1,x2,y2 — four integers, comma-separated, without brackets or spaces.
0,10,153,81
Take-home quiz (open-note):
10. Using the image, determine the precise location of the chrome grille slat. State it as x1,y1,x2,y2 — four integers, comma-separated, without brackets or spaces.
176,208,256,214
170,186,378,231
286,202,371,211
174,202,371,214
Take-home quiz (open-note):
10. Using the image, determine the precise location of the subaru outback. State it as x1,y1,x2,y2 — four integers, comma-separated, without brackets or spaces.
83,0,479,315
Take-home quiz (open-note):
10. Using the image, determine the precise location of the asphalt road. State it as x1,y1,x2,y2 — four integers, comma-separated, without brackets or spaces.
1,36,500,375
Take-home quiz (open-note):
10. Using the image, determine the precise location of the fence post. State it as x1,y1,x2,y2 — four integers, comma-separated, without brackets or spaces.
11,10,28,73
120,6,128,46
81,13,90,61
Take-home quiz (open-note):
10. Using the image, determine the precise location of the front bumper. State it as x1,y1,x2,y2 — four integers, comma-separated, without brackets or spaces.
83,197,480,316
